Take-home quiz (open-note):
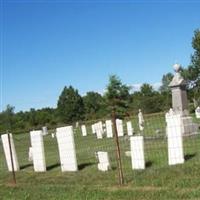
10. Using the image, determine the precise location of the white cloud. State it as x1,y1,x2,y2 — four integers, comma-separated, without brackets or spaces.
130,82,162,93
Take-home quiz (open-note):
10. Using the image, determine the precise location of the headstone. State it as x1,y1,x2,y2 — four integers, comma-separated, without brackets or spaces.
30,130,46,172
195,106,200,119
42,126,48,135
138,109,144,132
168,63,198,135
95,122,103,139
96,151,110,171
130,136,145,170
28,147,33,162
81,125,87,136
105,120,113,138
1,133,19,171
91,124,96,134
116,119,124,137
56,126,78,172
166,113,184,165
127,121,134,136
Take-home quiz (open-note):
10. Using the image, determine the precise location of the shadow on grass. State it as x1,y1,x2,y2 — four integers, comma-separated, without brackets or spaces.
184,153,196,161
78,162,95,170
20,164,33,170
145,161,153,168
47,163,60,171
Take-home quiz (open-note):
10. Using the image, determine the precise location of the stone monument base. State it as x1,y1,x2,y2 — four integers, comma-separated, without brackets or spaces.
181,116,199,136
166,111,199,136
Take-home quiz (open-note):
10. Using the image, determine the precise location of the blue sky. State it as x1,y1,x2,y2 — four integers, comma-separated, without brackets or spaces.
1,0,200,112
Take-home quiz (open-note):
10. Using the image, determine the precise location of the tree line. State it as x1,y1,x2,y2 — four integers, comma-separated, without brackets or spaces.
0,29,199,133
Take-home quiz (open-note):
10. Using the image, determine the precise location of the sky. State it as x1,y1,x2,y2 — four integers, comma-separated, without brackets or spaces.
0,0,200,112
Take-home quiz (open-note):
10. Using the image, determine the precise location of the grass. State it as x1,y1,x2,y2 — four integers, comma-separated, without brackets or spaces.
0,113,200,200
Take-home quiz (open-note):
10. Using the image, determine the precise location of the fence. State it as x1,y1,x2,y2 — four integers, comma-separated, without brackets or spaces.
0,112,200,187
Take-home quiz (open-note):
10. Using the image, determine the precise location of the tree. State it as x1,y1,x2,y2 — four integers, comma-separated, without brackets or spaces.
159,73,173,93
0,105,15,131
104,75,131,118
140,83,154,96
57,86,84,123
83,92,105,119
182,29,200,105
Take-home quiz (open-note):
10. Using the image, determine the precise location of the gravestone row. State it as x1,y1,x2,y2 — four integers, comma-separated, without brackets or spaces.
1,120,187,173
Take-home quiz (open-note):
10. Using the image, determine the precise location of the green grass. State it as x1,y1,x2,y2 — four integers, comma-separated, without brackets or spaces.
1,113,200,200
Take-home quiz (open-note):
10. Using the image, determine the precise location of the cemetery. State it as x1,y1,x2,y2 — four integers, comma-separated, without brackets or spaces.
0,64,200,199
1,2,200,198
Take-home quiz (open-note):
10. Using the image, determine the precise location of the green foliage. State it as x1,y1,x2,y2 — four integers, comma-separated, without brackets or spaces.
83,91,106,120
104,75,131,118
57,86,84,123
130,84,165,114
159,73,173,93
182,29,200,105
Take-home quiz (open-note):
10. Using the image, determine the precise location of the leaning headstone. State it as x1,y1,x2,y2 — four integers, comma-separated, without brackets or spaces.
81,125,87,136
1,133,19,171
195,106,200,119
30,130,46,172
138,109,144,132
42,126,48,135
116,119,124,137
105,120,113,138
56,126,78,172
96,151,110,171
127,121,134,136
166,113,184,165
130,136,145,170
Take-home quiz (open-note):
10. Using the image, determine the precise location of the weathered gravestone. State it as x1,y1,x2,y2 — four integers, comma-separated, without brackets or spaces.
81,125,87,136
42,126,48,135
30,130,46,172
56,126,78,172
130,136,145,170
127,121,134,136
95,122,104,139
166,111,184,165
1,133,19,171
195,106,200,119
96,151,110,171
116,119,124,137
138,109,144,132
105,120,113,138
167,63,198,135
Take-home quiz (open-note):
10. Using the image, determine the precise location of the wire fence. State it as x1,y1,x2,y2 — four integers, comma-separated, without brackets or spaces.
0,112,200,186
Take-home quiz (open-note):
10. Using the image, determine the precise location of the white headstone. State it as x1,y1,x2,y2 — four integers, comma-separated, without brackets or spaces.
28,147,33,162
95,122,103,139
138,109,144,131
30,130,46,172
195,106,200,119
91,124,96,134
96,151,110,171
130,136,145,170
42,126,48,135
166,114,184,165
81,125,87,136
105,120,113,138
127,121,134,136
116,119,124,137
1,133,19,171
56,126,78,172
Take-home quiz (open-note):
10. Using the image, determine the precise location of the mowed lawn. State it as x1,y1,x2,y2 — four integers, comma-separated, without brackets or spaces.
1,113,200,200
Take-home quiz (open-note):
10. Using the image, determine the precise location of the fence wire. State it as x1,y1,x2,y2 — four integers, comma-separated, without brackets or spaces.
0,112,200,186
